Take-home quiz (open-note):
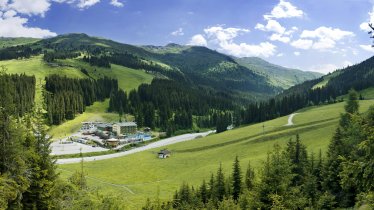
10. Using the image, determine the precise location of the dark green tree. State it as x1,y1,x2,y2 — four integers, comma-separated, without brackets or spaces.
245,161,255,190
232,156,242,201
215,163,226,202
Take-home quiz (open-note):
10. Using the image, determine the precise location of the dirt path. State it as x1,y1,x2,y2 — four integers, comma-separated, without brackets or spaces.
285,113,298,126
56,130,214,165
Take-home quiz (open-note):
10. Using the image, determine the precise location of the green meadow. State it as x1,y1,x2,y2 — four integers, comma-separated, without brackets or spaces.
58,100,374,209
0,56,153,138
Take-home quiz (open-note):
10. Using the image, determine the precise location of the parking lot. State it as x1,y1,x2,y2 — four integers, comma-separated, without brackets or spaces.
51,140,109,155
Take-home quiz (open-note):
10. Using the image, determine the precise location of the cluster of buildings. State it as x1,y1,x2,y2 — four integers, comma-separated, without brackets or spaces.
81,121,138,136
80,121,151,147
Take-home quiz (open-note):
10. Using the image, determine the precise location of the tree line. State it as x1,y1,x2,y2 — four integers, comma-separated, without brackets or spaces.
44,75,118,125
0,67,35,116
0,45,42,61
43,51,81,62
82,55,111,68
108,79,235,134
143,91,374,209
234,86,339,126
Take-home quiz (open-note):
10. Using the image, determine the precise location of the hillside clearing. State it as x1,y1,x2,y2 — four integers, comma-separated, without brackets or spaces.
0,56,154,138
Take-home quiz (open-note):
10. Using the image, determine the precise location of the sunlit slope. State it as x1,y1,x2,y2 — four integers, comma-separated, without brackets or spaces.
0,56,153,138
58,100,374,209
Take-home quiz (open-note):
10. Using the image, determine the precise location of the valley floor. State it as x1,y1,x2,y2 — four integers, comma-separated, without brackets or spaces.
57,100,374,209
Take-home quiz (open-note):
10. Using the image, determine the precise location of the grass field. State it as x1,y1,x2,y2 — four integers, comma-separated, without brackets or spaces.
337,87,374,100
0,56,153,138
58,100,374,209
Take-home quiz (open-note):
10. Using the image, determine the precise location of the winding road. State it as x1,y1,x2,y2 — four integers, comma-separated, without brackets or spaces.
56,130,214,165
285,113,298,126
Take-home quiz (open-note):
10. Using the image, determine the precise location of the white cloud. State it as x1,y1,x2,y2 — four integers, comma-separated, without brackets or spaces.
308,61,353,74
312,38,336,50
188,26,277,57
8,0,50,16
171,27,184,36
269,33,290,43
188,34,207,46
255,19,285,34
360,44,374,52
3,10,16,18
0,0,122,39
301,27,354,41
218,41,277,58
255,19,297,43
360,6,374,31
277,53,284,57
110,0,123,7
204,26,250,43
360,22,370,31
290,39,313,49
294,51,300,56
264,0,304,20
298,27,354,50
308,64,338,74
0,15,57,38
77,0,100,9
0,0,7,9
343,61,353,67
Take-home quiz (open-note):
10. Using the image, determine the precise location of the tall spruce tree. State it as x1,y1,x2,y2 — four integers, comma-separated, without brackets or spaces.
232,156,242,201
215,163,226,202
21,110,58,209
245,161,255,190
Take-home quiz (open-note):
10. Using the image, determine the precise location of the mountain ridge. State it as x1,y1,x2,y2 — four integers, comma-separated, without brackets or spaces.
0,33,322,100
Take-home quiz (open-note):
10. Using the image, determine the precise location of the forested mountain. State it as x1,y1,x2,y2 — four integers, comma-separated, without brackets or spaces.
236,57,322,89
281,56,374,97
0,33,328,103
37,34,280,98
0,33,318,100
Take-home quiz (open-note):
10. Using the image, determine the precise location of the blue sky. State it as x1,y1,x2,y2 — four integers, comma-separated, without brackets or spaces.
0,0,374,73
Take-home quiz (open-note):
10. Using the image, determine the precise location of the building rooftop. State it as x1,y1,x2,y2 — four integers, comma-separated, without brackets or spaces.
116,122,137,127
158,149,171,155
97,123,113,127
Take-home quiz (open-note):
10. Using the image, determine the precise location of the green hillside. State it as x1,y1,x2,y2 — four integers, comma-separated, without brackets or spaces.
0,37,40,49
236,57,322,89
5,34,307,98
283,56,374,97
58,100,374,209
0,55,153,137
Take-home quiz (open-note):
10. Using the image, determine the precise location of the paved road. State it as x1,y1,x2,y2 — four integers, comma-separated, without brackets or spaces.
285,113,298,126
56,130,214,164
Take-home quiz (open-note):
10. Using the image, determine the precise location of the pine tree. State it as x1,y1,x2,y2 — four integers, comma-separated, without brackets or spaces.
245,161,255,190
232,156,242,201
209,173,215,199
22,110,58,209
344,89,359,114
215,163,226,202
200,180,208,204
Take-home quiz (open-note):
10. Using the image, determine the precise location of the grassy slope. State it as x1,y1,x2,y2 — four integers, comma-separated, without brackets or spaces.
236,57,322,89
337,87,374,100
0,56,153,138
58,100,374,209
0,37,40,48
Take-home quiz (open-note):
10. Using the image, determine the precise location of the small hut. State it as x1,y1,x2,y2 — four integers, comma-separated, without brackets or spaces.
158,149,171,159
